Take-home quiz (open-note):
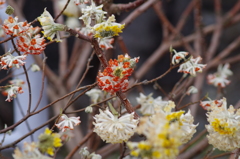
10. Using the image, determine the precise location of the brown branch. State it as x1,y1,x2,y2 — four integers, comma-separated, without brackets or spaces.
54,0,71,21
65,131,94,159
108,0,146,14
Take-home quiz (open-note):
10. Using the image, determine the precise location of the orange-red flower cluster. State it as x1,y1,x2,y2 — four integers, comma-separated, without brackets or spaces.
97,54,139,94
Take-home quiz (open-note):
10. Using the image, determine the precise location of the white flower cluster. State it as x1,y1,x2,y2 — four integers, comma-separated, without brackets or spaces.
136,93,174,115
93,108,138,143
55,114,81,132
2,79,25,102
13,142,52,159
38,8,66,42
79,147,102,159
206,97,240,151
128,107,197,159
178,56,206,76
171,49,188,65
79,2,124,50
0,52,27,70
207,63,232,88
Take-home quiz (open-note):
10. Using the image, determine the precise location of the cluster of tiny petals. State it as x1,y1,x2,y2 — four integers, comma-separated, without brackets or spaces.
178,56,206,76
97,54,139,94
2,79,25,102
136,93,173,115
2,16,29,36
93,108,138,144
207,63,233,88
17,34,46,55
93,15,125,39
130,107,197,159
2,86,23,102
206,97,240,151
79,2,107,26
171,50,188,65
0,53,27,70
98,37,114,50
55,114,81,132
200,98,225,111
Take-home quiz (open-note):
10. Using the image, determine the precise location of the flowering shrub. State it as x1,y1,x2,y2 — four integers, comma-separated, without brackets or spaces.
0,0,240,159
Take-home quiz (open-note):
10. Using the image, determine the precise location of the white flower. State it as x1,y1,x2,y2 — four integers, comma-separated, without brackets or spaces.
38,8,65,42
31,64,41,72
207,63,232,88
3,86,23,102
79,147,102,159
200,98,226,111
98,37,114,50
9,79,25,87
55,114,81,132
172,50,188,65
0,53,27,70
79,26,93,36
86,88,102,103
186,86,198,95
90,153,102,159
178,56,206,76
206,97,240,151
2,16,29,36
93,108,138,143
79,147,90,157
180,110,198,143
85,106,93,113
136,93,174,115
79,2,107,26
13,142,52,159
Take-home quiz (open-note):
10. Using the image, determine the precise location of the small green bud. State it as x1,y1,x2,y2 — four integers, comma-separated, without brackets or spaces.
5,5,14,15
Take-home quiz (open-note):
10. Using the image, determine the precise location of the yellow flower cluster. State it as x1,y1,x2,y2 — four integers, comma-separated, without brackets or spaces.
93,15,125,39
211,118,236,135
38,128,62,156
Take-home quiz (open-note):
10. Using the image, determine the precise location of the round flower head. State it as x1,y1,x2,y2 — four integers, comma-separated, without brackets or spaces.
55,114,81,132
38,128,62,156
178,56,206,76
206,97,240,151
93,108,138,144
0,53,27,70
97,54,139,94
17,33,46,55
132,113,183,159
2,16,29,36
38,8,65,42
79,2,106,26
93,15,125,39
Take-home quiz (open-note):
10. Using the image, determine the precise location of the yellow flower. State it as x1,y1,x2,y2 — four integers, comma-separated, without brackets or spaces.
38,128,62,156
93,15,124,38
